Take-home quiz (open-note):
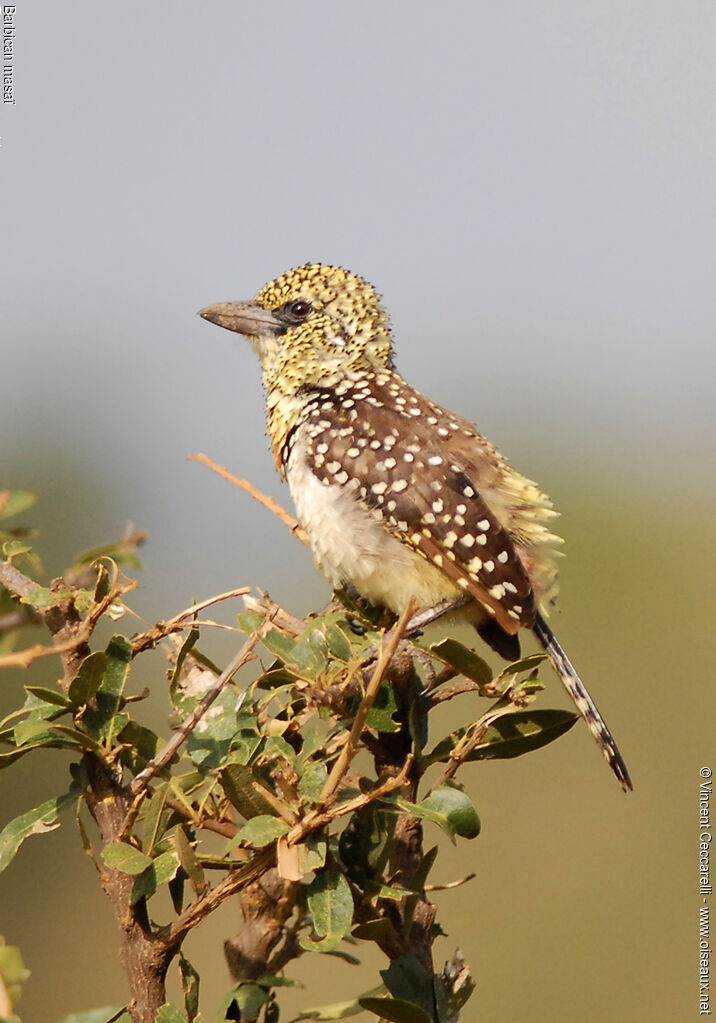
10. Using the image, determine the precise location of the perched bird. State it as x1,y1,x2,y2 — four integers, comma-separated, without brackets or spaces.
200,264,631,791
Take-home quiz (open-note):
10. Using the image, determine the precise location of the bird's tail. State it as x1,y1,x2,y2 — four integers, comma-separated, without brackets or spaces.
533,612,632,792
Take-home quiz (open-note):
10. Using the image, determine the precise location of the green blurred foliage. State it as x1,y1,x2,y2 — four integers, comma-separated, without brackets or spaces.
0,471,712,1023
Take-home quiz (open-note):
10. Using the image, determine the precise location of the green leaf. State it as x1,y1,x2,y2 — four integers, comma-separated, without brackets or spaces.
304,833,327,871
339,804,392,886
418,785,480,840
263,628,324,676
255,663,300,689
0,789,79,875
0,490,37,519
384,785,480,843
116,720,160,770
429,638,493,685
186,688,243,768
179,953,200,1022
301,870,354,953
426,709,577,764
100,634,133,717
219,983,269,1020
174,828,205,892
324,623,352,661
47,723,105,753
140,782,170,854
155,1006,188,1023
238,815,289,848
2,539,32,559
93,562,112,602
358,997,432,1023
14,718,60,746
130,850,181,905
262,629,300,664
101,842,153,875
68,651,107,708
351,919,395,942
380,955,434,1017
19,585,74,609
24,686,72,708
236,611,265,634
295,985,386,1020
497,653,548,679
265,734,296,765
220,764,277,819
365,680,400,733
298,761,328,803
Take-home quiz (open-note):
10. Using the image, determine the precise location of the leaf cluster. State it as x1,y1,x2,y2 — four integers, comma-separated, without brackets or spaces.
0,491,576,1023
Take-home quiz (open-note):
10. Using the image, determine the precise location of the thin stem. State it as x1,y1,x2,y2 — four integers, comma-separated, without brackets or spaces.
129,627,263,797
189,453,309,546
318,597,418,806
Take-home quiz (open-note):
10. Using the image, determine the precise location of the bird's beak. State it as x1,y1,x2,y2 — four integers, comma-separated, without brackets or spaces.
198,301,281,337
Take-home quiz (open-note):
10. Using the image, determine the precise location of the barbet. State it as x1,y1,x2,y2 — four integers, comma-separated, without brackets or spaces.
200,264,631,791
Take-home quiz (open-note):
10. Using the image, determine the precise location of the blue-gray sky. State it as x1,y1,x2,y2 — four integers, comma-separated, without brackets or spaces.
3,1,715,611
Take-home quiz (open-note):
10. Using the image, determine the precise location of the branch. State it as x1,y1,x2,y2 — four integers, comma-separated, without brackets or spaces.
0,557,136,680
0,557,37,601
429,685,525,792
318,596,418,806
129,625,266,798
405,595,472,635
130,585,251,654
167,757,413,946
188,453,309,546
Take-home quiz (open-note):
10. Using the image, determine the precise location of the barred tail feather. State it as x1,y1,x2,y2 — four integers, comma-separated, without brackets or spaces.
533,612,632,792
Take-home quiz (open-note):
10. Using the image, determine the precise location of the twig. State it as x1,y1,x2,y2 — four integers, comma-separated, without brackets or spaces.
0,557,136,676
0,607,40,634
163,795,240,839
424,873,476,892
429,687,524,792
423,679,483,709
129,626,265,797
189,453,309,546
167,754,413,946
242,592,306,637
130,585,251,654
405,595,472,635
0,557,37,601
318,597,418,806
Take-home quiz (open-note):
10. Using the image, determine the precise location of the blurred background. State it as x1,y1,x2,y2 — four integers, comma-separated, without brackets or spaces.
1,2,715,1020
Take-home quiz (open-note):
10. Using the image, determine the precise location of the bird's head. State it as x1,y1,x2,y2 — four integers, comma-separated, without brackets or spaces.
199,264,394,396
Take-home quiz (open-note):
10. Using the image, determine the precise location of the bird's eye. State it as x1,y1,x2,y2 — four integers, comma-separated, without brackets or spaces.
288,300,311,320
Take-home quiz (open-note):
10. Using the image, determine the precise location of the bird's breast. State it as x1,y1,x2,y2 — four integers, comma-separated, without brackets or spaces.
285,430,460,614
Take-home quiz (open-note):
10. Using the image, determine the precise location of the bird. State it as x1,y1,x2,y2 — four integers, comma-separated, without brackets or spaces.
199,263,632,792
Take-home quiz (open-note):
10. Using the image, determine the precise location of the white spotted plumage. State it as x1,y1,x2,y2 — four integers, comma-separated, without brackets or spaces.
200,263,632,792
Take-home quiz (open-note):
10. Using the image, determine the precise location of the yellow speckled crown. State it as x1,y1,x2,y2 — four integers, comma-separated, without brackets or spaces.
256,264,393,358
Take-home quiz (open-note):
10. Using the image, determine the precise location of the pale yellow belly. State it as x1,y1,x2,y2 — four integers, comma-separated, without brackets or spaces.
287,448,461,614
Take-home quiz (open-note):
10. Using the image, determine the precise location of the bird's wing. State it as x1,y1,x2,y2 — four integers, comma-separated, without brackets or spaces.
291,373,536,634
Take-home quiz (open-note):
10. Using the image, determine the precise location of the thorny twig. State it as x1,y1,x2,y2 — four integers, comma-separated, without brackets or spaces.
189,452,309,546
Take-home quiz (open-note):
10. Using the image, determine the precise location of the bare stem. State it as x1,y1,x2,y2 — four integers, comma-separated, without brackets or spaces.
189,453,309,546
